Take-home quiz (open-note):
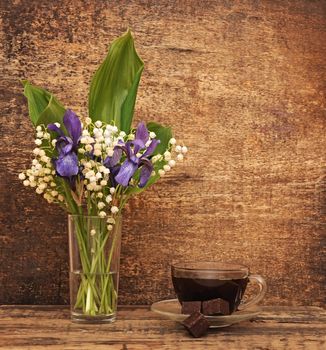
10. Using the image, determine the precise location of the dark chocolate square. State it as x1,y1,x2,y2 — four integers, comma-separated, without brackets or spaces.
202,298,230,316
181,301,201,315
182,311,209,338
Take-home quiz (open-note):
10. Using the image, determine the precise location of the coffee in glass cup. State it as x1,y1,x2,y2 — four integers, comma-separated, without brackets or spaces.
172,261,266,314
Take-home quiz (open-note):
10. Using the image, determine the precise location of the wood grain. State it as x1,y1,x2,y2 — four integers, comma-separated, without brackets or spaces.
0,0,325,305
0,305,325,349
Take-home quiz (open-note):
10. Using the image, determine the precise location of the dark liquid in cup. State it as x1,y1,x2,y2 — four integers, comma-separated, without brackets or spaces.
172,276,249,313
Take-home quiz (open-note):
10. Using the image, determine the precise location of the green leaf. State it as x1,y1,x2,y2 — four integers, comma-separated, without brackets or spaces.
88,30,144,133
147,122,173,155
22,80,66,127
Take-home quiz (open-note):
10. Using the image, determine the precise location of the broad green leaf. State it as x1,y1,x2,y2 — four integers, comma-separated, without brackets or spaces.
147,122,173,155
22,80,66,127
88,30,144,133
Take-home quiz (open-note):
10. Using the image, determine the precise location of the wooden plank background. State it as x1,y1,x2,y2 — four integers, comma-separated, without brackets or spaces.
0,0,325,306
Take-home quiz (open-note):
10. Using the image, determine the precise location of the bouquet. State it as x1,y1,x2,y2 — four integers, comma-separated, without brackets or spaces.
18,30,187,321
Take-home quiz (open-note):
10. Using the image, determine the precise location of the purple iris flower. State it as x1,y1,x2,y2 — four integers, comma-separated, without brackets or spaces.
104,122,160,188
48,110,82,178
103,147,122,187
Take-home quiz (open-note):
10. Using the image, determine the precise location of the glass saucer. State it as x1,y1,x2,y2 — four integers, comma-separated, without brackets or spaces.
151,299,261,328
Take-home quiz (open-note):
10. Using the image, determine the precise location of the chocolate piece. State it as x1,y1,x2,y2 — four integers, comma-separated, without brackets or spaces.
202,298,230,316
182,311,209,338
181,301,201,314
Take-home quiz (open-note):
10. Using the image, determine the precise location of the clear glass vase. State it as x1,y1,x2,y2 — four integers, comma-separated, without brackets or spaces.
68,214,122,323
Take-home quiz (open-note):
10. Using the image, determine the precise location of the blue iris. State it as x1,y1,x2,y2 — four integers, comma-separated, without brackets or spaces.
104,122,160,188
48,109,82,179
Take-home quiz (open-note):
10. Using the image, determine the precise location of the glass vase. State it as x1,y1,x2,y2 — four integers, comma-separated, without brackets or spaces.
68,214,122,323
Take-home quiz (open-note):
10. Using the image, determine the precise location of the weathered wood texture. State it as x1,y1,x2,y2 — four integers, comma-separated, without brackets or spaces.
0,306,325,349
0,1,325,305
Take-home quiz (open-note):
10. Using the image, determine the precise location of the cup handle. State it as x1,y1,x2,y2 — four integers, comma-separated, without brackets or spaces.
238,274,267,311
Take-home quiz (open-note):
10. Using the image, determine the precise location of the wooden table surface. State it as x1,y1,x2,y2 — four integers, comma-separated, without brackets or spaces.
0,305,325,349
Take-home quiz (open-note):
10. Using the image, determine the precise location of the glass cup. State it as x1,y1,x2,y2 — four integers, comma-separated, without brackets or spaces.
171,261,267,314
68,214,122,323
